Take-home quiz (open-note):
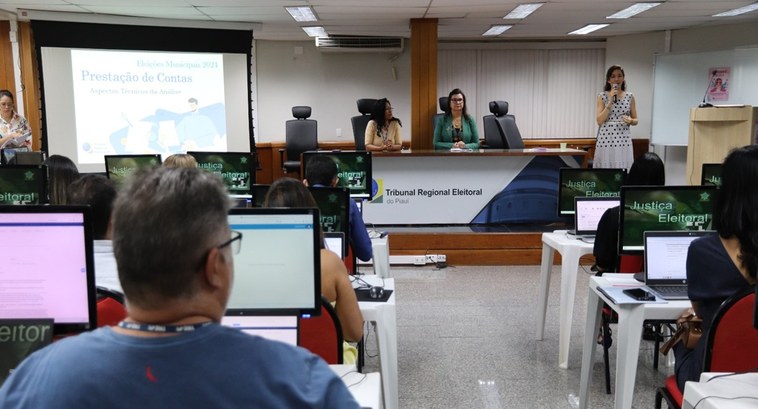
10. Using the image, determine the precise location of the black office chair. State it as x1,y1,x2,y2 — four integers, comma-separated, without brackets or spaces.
280,106,318,175
432,96,449,131
350,98,377,151
482,101,509,149
492,104,525,149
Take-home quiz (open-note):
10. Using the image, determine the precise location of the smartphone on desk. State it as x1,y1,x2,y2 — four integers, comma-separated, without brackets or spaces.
623,288,656,301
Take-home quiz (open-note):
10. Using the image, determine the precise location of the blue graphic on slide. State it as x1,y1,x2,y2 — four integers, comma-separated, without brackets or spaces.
472,156,566,224
108,102,226,153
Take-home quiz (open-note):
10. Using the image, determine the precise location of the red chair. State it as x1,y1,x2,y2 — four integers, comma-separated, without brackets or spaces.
298,296,344,364
95,286,127,327
654,287,758,409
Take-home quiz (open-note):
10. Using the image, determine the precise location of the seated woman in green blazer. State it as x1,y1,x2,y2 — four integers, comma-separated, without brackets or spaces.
433,88,480,150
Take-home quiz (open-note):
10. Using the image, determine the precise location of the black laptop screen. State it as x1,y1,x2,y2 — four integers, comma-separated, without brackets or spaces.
557,168,626,216
619,185,716,254
104,154,162,186
0,165,48,205
700,163,722,187
188,151,255,198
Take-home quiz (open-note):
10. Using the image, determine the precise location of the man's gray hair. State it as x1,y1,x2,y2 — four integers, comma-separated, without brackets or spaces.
112,166,230,308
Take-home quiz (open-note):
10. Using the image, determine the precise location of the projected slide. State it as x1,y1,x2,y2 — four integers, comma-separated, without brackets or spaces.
70,50,227,164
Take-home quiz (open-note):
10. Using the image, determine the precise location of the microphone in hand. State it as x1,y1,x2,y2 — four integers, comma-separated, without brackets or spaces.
612,84,618,103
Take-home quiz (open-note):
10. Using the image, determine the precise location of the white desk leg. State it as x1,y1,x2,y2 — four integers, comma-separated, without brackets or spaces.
536,240,555,340
375,305,398,409
558,246,581,369
579,289,602,409
614,305,645,409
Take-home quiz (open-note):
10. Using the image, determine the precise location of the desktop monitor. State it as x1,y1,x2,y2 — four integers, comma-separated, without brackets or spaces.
104,154,162,187
301,151,373,199
0,147,30,165
557,168,626,216
701,163,722,187
308,186,350,256
0,165,48,205
250,184,270,207
0,205,97,335
226,208,321,316
187,151,256,198
618,185,717,254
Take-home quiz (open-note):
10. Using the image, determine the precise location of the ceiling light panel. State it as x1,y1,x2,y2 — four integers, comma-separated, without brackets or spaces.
713,3,758,17
504,3,543,19
607,2,661,19
483,25,513,36
568,24,609,35
302,26,327,37
286,6,318,22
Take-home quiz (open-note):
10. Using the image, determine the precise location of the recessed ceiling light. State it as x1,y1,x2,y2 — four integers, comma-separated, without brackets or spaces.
483,25,513,36
302,26,328,37
504,3,543,19
568,24,610,35
607,2,661,19
286,6,318,22
713,2,758,17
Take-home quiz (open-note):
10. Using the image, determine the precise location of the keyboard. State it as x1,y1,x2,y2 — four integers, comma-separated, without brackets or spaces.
647,285,689,300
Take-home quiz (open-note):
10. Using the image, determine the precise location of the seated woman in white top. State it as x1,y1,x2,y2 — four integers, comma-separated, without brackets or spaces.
364,98,402,151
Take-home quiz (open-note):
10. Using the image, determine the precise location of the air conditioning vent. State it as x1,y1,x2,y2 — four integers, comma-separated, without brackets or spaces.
315,37,403,53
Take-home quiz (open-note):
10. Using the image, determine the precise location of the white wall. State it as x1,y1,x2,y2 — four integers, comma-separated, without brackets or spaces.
605,21,758,184
255,40,410,143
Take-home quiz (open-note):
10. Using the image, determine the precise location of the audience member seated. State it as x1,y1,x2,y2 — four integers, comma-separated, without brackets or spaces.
303,154,372,262
67,174,120,294
44,154,79,205
364,98,402,152
674,145,758,390
264,177,364,364
433,88,480,151
163,153,198,168
0,167,360,409
593,152,665,273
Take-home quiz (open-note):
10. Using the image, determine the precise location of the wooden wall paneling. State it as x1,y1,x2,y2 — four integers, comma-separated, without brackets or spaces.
0,21,14,90
18,22,41,151
410,19,437,151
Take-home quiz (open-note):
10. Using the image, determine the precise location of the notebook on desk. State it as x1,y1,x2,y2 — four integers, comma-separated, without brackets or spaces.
643,230,711,300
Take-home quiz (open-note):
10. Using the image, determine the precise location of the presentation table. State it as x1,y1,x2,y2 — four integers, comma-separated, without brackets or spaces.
535,230,594,369
578,275,690,409
353,275,398,409
363,148,584,225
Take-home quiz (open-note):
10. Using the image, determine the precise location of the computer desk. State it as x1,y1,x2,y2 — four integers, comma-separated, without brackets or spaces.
683,372,758,409
535,230,594,368
330,364,383,409
578,275,690,409
354,275,397,409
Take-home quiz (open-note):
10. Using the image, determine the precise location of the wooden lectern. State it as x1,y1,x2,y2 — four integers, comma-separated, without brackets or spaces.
687,105,757,185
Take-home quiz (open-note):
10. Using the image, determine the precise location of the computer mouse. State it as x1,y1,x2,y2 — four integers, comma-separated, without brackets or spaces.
369,286,384,299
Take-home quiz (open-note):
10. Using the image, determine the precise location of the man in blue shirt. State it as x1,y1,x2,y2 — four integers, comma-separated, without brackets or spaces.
303,154,373,262
0,167,359,409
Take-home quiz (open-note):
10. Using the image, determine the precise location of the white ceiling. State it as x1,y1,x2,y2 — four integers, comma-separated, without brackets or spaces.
0,0,757,41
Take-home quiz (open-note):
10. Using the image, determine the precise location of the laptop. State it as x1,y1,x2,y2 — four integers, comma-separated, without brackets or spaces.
574,196,619,240
324,231,346,260
220,315,299,346
643,230,712,300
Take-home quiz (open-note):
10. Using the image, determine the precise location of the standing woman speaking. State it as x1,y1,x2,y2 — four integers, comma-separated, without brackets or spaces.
594,65,637,170
0,90,32,149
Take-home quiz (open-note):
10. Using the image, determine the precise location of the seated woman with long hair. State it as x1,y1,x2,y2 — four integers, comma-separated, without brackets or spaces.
675,145,758,389
264,177,363,364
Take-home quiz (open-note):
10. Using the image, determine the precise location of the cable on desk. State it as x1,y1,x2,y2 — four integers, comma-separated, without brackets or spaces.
705,368,758,383
340,370,369,389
